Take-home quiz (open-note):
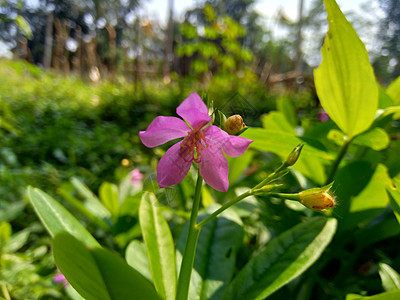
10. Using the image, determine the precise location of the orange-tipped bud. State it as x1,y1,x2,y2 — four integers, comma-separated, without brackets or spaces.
223,114,246,135
299,184,335,210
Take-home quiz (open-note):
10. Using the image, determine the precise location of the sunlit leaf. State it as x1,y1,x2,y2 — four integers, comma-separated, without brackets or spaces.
28,187,99,248
53,233,159,300
99,182,120,217
379,263,400,292
125,240,153,283
314,0,378,138
387,76,400,105
139,192,176,300
353,128,390,151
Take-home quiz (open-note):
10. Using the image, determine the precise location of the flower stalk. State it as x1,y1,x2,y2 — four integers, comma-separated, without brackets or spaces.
175,170,203,300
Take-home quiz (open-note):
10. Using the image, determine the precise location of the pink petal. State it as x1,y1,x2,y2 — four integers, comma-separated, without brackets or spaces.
139,116,190,148
157,141,192,188
203,126,253,157
176,92,211,128
198,144,229,192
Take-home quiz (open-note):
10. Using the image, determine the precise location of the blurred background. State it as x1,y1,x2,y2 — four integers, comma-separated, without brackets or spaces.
1,0,398,84
1,1,400,298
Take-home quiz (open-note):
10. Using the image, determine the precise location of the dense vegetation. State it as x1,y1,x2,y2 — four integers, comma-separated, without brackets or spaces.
1,0,400,299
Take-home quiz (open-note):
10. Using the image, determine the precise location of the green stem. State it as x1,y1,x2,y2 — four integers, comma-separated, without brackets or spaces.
326,138,353,184
253,168,287,190
1,284,11,300
197,190,253,229
265,192,300,201
175,170,203,300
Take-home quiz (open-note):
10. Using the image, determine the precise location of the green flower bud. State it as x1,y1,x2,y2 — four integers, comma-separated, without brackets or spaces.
285,143,304,166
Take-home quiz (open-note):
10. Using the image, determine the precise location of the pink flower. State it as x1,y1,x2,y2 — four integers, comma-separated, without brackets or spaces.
53,272,69,288
139,92,253,192
317,109,330,122
131,168,144,186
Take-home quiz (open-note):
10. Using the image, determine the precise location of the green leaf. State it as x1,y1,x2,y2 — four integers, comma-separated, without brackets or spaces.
53,233,160,300
99,182,120,217
360,289,400,299
176,205,244,300
277,97,298,128
314,0,378,138
242,127,331,184
222,217,337,300
3,229,30,253
333,163,391,230
387,76,400,105
0,222,11,248
27,187,99,248
261,111,295,134
125,240,153,283
59,186,110,231
14,15,32,38
243,128,333,161
227,149,254,185
71,177,111,220
353,128,390,151
139,192,176,300
387,180,400,225
379,263,400,292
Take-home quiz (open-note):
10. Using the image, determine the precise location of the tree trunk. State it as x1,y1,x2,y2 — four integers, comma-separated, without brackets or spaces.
295,0,304,72
106,24,117,80
163,0,174,78
43,11,54,70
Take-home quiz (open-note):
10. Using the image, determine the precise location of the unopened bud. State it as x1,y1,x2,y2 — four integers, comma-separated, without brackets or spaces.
224,114,246,135
299,183,335,210
285,144,304,166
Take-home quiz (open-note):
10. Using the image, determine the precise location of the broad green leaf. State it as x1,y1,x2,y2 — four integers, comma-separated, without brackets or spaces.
387,76,400,105
355,215,400,249
277,97,298,128
314,0,378,138
125,240,153,283
59,187,110,231
353,128,390,151
227,149,254,185
387,180,400,224
53,233,159,300
139,192,176,300
379,263,400,292
99,182,120,217
261,111,295,134
176,205,244,300
71,177,111,220
378,86,394,108
222,217,337,300
28,187,99,248
333,163,391,230
243,128,333,161
243,127,331,184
